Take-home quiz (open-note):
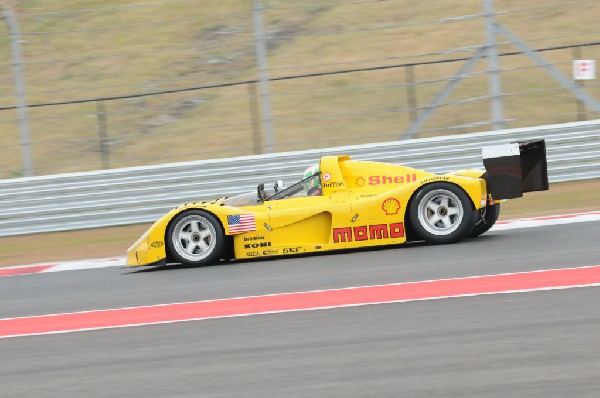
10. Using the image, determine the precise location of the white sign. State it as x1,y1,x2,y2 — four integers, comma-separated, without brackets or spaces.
573,60,596,80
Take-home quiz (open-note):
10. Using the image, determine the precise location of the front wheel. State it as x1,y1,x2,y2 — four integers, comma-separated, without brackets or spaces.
409,182,477,244
166,210,225,266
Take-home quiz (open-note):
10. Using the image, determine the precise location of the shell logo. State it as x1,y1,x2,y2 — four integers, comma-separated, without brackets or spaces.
356,177,365,187
382,197,401,215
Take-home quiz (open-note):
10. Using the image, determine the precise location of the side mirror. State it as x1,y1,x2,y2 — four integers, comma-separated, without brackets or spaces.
274,179,284,193
257,183,266,201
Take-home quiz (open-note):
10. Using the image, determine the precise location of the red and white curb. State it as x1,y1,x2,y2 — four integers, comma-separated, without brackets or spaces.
493,210,600,230
1,211,599,278
2,264,600,339
0,257,125,278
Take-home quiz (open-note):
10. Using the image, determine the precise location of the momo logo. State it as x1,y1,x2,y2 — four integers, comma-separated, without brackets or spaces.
244,242,271,249
333,223,404,243
382,198,401,215
356,177,366,187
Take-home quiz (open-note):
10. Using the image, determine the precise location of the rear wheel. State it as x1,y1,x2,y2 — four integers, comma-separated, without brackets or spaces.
409,182,477,244
166,210,225,266
470,203,501,237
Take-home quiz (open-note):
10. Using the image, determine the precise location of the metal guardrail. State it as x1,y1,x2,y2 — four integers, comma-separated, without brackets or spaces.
1,120,599,237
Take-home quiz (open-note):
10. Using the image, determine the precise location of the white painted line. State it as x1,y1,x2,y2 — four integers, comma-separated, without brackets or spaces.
41,257,125,272
492,211,600,231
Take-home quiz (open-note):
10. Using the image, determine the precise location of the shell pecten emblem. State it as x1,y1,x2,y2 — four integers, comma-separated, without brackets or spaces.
382,197,401,215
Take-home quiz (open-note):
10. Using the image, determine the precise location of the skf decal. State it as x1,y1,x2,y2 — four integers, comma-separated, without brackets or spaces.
150,241,164,248
283,247,302,254
382,198,401,215
332,223,404,243
244,242,271,249
356,177,366,187
322,172,331,181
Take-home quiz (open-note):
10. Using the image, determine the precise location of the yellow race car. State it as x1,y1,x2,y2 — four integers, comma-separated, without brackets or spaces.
125,140,548,268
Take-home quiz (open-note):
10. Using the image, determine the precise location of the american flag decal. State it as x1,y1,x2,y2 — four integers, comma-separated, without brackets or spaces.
227,214,256,233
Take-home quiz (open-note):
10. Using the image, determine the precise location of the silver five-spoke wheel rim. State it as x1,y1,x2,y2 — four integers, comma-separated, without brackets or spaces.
417,189,464,236
171,215,217,262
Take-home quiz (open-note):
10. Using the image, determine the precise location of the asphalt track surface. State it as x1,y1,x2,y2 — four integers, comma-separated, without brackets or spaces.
2,221,600,397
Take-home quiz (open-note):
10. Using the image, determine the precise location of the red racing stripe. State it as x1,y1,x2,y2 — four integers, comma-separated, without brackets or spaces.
0,265,55,277
2,265,600,338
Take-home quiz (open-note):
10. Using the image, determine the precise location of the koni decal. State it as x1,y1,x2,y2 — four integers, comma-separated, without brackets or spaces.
332,223,404,243
244,242,271,249
382,198,401,215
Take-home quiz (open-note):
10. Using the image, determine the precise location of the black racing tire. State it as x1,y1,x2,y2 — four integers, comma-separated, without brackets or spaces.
470,203,501,238
166,210,225,266
409,182,477,245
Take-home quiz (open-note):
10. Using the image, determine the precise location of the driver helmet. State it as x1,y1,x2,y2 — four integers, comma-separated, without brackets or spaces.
303,164,322,196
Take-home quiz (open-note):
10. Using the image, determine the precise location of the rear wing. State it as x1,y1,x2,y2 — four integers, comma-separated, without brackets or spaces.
482,139,549,200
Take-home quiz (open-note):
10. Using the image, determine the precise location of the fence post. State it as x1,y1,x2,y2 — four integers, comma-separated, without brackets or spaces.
96,101,110,169
483,0,505,130
405,65,418,124
251,0,276,153
3,7,33,177
572,47,586,121
247,83,263,154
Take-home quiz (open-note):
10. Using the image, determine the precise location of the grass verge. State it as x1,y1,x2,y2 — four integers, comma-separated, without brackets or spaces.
1,179,598,268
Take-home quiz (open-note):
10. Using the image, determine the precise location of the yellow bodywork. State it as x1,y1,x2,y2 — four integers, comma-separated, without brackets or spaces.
126,155,487,267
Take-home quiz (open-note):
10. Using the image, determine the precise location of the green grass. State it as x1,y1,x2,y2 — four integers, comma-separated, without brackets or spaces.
0,0,599,177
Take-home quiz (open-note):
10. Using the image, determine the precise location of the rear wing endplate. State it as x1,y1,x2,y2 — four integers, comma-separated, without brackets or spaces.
482,139,549,200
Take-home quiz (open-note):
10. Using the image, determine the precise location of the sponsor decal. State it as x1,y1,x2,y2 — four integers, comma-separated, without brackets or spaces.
244,242,271,249
283,247,302,254
228,214,256,233
243,235,265,242
246,251,260,257
323,181,344,188
367,174,417,185
419,176,450,185
322,172,332,181
150,241,164,249
382,197,401,215
262,249,278,255
356,177,366,187
333,223,404,243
